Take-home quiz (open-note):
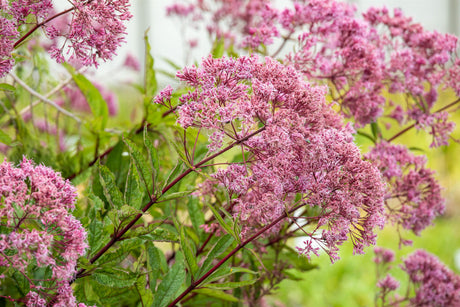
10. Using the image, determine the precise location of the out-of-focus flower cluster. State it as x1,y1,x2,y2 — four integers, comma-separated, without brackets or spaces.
156,55,386,262
374,248,460,306
167,0,458,143
0,0,132,77
365,142,445,241
0,158,89,306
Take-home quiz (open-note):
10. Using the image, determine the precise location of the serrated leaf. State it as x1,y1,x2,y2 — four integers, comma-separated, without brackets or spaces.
124,161,143,209
135,274,154,306
193,288,239,302
87,195,105,252
0,83,15,92
98,163,124,209
180,226,199,278
70,72,108,130
0,130,12,145
146,242,161,292
123,138,154,197
199,234,234,279
153,251,186,307
93,271,137,288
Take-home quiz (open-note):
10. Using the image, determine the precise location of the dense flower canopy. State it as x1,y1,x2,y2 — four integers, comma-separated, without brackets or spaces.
157,55,386,261
0,158,88,306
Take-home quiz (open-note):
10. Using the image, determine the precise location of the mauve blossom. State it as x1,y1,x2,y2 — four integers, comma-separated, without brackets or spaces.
156,55,386,261
0,158,88,306
366,142,445,237
377,274,400,291
0,17,19,77
402,250,460,306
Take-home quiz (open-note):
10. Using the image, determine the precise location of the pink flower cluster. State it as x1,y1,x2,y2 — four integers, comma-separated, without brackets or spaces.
167,0,459,143
0,0,132,77
157,55,386,261
374,248,460,306
402,250,460,306
0,158,89,306
167,0,280,49
365,142,445,238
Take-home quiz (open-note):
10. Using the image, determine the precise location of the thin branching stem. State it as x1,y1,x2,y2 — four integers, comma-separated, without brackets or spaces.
10,73,82,123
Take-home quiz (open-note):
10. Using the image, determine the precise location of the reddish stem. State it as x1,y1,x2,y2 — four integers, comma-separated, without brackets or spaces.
167,203,304,307
75,127,266,279
14,7,75,49
386,97,460,142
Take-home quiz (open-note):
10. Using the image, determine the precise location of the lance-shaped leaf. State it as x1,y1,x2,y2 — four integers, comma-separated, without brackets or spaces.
0,83,15,92
98,163,124,209
159,190,193,203
198,234,234,279
146,242,161,292
187,197,204,234
206,203,239,242
153,251,186,307
202,267,259,285
204,278,259,290
180,226,199,278
124,161,143,210
69,68,109,131
135,274,154,306
162,161,184,190
193,288,239,302
143,127,160,183
123,138,154,197
92,270,138,289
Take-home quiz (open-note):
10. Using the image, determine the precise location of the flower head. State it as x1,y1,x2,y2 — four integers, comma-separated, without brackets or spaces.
0,158,88,306
402,250,460,306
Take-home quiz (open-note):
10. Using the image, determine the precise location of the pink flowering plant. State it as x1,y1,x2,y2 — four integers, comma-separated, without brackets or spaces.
0,0,459,306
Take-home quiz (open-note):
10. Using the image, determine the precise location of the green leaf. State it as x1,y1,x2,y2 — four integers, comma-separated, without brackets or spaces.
98,163,124,209
135,274,154,306
123,138,154,197
0,130,12,146
162,161,184,190
70,71,109,130
203,267,259,285
87,196,105,252
198,234,234,279
159,190,193,202
193,288,239,302
146,242,161,292
153,251,186,307
204,278,258,290
211,38,225,59
0,83,15,92
206,204,238,242
180,226,199,278
124,161,143,210
126,224,178,242
144,30,157,98
93,270,137,288
187,197,204,234
143,127,160,182
370,122,381,140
